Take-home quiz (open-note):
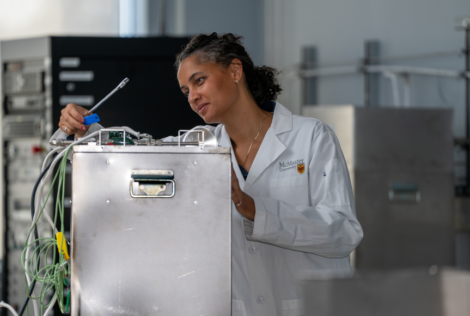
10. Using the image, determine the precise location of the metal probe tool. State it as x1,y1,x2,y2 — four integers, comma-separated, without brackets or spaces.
86,77,129,114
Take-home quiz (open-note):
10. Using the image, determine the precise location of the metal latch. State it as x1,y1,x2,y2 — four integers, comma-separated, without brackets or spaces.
130,170,175,198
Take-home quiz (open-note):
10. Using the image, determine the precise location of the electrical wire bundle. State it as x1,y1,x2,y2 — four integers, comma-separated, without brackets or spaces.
0,127,141,316
21,145,72,315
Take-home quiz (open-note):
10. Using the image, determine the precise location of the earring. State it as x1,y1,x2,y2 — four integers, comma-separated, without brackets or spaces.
235,79,239,85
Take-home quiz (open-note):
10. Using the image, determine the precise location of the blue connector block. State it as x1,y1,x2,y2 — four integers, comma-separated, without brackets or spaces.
83,114,100,126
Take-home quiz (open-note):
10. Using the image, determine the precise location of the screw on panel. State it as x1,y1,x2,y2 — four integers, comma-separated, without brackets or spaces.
429,265,438,275
194,161,197,165
106,200,111,204
107,160,110,164
194,201,198,205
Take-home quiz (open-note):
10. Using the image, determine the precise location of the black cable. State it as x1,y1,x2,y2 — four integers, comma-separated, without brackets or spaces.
18,159,54,316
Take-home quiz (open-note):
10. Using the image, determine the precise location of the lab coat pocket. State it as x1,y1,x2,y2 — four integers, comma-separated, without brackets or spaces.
270,176,309,206
325,159,351,206
232,299,248,316
281,299,304,316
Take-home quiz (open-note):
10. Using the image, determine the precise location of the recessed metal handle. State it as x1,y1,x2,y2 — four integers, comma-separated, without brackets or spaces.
389,183,420,203
130,170,175,198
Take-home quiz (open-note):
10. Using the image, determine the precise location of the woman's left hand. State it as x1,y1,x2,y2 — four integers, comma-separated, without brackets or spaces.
231,166,256,221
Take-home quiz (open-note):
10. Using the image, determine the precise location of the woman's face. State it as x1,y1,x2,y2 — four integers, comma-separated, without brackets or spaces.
177,55,240,124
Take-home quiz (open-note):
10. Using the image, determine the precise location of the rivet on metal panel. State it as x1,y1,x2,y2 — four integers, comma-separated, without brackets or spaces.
107,160,110,164
194,161,197,165
106,200,111,204
168,171,171,175
194,201,198,205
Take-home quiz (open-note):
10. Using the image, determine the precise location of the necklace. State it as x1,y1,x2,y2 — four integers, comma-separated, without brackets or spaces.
243,113,268,167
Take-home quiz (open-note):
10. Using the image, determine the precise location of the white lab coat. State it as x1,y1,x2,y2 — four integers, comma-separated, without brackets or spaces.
51,102,363,316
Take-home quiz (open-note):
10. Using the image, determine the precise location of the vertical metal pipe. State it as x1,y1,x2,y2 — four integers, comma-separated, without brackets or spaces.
465,26,470,192
161,0,167,36
302,46,317,105
364,43,370,108
364,40,380,107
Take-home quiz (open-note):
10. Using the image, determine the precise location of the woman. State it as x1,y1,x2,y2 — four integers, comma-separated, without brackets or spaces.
56,33,363,316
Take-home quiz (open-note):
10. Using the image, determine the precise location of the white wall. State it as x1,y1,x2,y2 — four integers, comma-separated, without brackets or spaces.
0,0,119,40
61,0,119,36
0,0,62,40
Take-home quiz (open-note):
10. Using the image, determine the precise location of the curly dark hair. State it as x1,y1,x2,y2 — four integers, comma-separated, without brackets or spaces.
175,33,282,107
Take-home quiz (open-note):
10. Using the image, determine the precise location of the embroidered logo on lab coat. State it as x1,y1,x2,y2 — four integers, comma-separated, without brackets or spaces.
279,159,304,172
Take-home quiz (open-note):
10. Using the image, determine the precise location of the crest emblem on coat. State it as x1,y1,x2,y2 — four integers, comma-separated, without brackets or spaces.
297,163,305,174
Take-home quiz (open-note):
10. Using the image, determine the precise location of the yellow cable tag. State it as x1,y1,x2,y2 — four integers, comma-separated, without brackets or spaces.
56,232,70,260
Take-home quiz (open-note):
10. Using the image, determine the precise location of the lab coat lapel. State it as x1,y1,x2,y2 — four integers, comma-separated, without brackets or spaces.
219,125,246,191
244,129,285,190
244,103,293,190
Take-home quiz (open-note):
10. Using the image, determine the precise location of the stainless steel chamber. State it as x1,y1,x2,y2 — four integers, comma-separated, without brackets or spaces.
302,106,455,269
70,142,232,315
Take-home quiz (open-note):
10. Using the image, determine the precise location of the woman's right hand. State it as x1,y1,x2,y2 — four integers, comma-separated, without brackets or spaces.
59,103,90,138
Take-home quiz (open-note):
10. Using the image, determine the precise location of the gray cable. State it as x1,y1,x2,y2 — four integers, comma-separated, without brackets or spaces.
87,78,129,114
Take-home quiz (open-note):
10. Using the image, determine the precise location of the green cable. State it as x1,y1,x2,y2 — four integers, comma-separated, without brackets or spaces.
21,147,73,314
66,290,71,313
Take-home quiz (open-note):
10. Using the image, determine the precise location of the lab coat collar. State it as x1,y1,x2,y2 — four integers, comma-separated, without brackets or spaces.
271,102,293,135
218,102,293,190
